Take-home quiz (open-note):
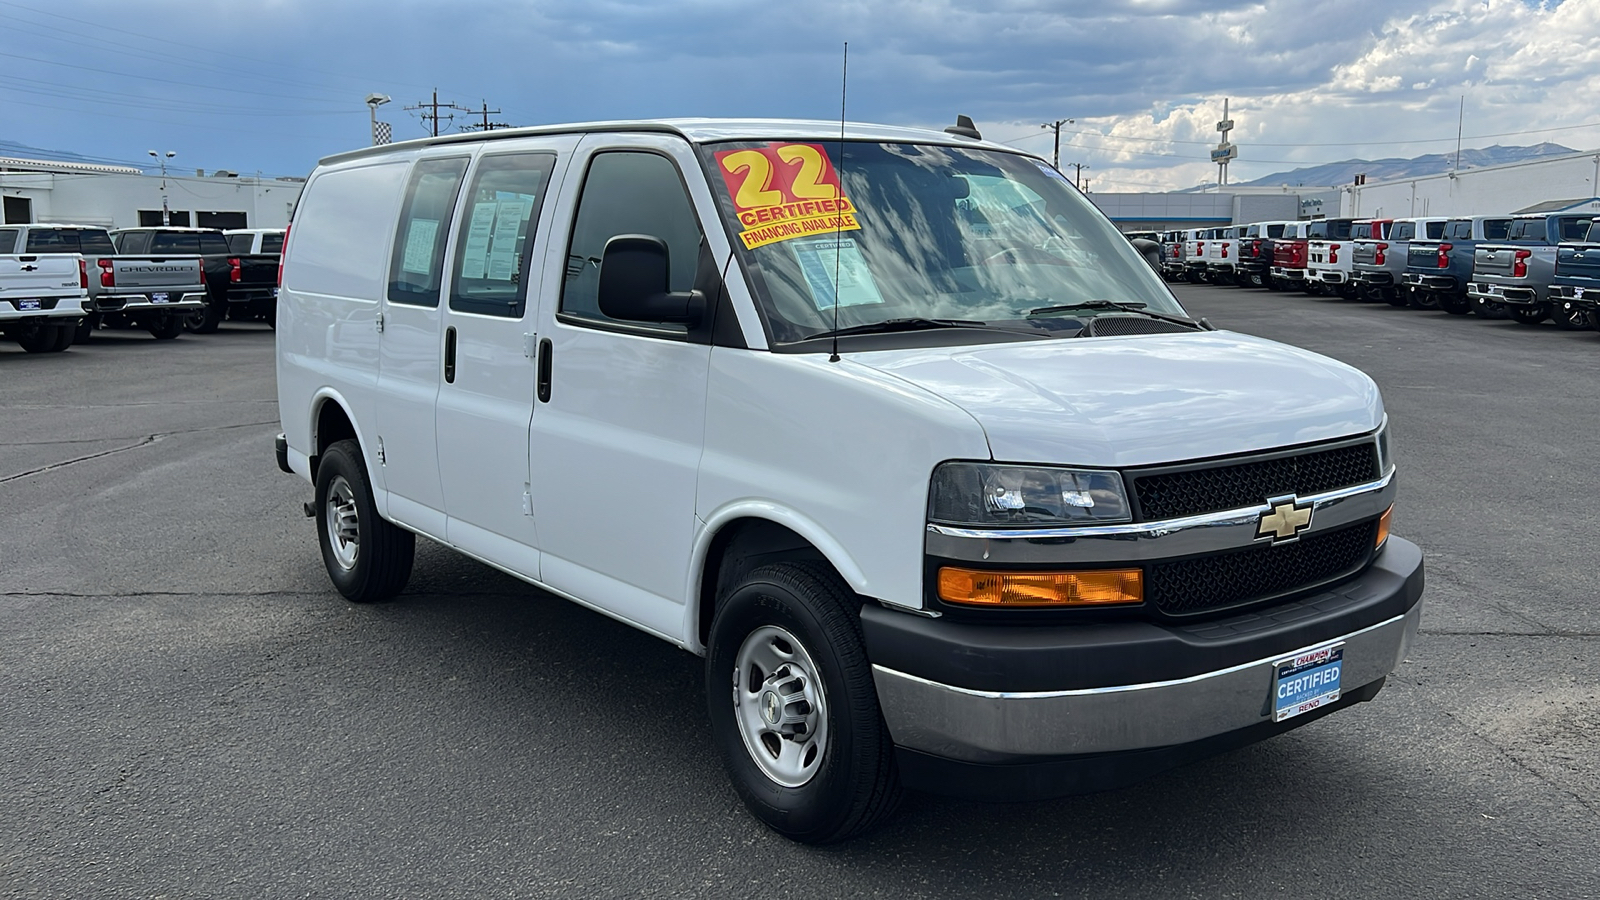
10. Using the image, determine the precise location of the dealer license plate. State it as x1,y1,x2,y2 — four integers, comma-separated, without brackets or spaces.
1576,288,1586,299
18,299,41,310
150,292,170,304
1273,643,1343,722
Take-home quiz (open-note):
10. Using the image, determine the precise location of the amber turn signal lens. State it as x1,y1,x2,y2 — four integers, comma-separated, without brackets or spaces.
1376,506,1393,549
937,567,1143,608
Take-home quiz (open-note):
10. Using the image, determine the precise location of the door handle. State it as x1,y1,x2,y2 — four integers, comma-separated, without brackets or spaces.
444,326,457,384
537,338,553,403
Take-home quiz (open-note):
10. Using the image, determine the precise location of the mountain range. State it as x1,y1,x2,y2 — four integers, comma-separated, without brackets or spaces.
1231,142,1579,189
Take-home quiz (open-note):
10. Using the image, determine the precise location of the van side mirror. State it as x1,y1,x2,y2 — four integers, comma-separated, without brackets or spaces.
597,234,705,326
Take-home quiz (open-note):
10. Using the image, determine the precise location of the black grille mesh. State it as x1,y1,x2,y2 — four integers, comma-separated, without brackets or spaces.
1087,316,1196,337
1131,442,1378,521
1146,521,1377,615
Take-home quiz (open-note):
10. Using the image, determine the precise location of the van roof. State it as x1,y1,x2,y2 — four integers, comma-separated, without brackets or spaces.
319,118,1022,167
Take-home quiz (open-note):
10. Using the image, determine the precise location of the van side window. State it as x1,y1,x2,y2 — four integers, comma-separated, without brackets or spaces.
450,152,556,318
561,151,702,334
388,156,469,308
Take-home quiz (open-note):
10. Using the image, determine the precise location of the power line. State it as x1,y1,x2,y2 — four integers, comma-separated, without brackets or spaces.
459,101,512,133
405,90,474,137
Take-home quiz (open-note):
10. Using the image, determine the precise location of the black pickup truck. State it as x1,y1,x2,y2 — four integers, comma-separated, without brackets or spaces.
110,227,278,333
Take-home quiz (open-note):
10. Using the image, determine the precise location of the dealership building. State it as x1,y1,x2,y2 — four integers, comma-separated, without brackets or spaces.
0,155,303,230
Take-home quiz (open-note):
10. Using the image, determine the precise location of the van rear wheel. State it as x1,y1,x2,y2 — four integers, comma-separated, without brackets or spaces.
314,439,414,603
706,562,901,844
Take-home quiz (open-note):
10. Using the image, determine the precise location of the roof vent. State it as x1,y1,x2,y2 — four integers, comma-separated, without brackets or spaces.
944,115,982,141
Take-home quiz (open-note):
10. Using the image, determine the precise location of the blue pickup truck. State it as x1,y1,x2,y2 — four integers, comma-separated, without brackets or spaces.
1547,219,1600,331
1401,216,1513,315
1467,213,1593,326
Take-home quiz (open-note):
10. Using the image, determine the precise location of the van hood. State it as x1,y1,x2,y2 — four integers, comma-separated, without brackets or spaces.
849,331,1382,467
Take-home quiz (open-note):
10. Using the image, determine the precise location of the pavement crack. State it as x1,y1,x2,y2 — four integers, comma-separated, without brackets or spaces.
1438,709,1600,819
0,420,278,484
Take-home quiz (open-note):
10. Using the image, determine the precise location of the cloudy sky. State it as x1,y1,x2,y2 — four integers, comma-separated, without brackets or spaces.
4,0,1597,190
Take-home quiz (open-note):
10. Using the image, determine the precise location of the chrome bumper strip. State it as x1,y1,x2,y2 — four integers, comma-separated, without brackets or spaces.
926,470,1394,564
871,604,1420,762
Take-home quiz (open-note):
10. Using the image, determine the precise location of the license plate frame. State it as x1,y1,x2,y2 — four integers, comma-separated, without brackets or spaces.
150,292,170,304
1273,642,1344,722
18,299,41,311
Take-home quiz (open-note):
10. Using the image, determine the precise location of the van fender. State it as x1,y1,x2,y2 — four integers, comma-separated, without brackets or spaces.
681,500,875,656
307,388,389,516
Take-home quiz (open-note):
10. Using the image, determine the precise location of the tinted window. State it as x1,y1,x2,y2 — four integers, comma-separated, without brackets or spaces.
1392,222,1414,241
1449,221,1471,240
1267,224,1284,238
1425,221,1446,239
23,229,74,252
1307,221,1328,239
1483,219,1511,241
260,233,284,254
1587,222,1600,243
1556,217,1591,242
200,232,229,255
150,232,202,254
388,156,469,307
450,152,556,319
561,151,702,333
227,233,255,253
116,231,149,254
1352,223,1372,240
0,230,15,254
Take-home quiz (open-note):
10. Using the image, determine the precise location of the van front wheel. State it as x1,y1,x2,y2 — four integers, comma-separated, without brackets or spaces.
314,439,414,602
706,562,901,844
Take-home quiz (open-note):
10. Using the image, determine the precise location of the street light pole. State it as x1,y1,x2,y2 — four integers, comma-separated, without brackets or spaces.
366,93,392,146
148,149,175,225
1040,118,1074,171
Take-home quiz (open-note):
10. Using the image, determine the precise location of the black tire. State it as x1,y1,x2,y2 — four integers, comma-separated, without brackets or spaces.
75,313,98,342
147,314,185,340
314,439,415,603
1437,293,1472,315
1473,298,1509,319
1554,303,1591,331
16,323,68,353
184,298,224,334
1508,305,1548,326
51,322,76,351
1384,289,1410,308
706,561,901,844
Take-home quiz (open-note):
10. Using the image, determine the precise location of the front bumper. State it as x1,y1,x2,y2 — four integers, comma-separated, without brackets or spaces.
94,292,207,313
863,537,1424,799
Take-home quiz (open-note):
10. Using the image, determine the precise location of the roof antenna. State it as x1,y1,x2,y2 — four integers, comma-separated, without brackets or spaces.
830,41,848,364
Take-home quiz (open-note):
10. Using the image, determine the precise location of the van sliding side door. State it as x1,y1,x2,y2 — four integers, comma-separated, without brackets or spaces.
435,137,579,575
374,154,469,538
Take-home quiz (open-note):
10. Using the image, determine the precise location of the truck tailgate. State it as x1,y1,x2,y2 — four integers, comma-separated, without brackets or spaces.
1474,244,1524,279
111,257,205,291
1555,242,1600,286
232,254,278,288
0,254,82,295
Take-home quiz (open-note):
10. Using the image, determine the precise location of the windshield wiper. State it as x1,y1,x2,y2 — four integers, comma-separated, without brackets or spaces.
803,317,994,340
1027,300,1213,331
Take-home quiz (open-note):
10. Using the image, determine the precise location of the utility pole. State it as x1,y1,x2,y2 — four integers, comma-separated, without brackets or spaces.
148,149,175,224
460,100,510,133
1040,117,1074,171
1071,162,1090,190
406,89,470,137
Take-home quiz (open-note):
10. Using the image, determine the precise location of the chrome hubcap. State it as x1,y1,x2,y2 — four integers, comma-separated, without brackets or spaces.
732,624,828,788
325,476,359,570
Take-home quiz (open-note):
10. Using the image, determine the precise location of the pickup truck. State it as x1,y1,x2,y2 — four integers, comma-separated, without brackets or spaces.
1401,216,1512,315
111,227,278,333
1268,220,1313,290
1182,228,1213,283
1466,213,1593,327
1203,225,1246,285
0,251,88,353
1235,221,1285,288
1305,218,1358,297
1352,217,1446,307
1548,219,1600,331
0,224,206,340
1159,230,1187,281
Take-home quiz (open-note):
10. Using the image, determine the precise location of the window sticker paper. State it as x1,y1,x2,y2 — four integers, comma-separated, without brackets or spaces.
715,143,861,251
461,203,497,279
401,218,440,275
789,237,885,310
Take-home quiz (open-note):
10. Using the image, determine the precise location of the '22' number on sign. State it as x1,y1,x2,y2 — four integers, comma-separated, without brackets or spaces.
720,145,839,210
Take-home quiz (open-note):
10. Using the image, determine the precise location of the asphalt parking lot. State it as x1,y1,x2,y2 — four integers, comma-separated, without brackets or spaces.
3,291,1597,899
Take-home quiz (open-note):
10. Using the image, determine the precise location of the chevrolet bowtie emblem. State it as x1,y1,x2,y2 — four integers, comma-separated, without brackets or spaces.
1257,496,1313,543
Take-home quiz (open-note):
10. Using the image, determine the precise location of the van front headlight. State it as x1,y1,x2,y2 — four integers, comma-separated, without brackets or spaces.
1375,418,1393,476
929,462,1132,528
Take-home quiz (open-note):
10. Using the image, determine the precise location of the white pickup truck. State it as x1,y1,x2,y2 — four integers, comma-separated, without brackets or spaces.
1305,218,1357,296
0,224,207,340
0,252,89,353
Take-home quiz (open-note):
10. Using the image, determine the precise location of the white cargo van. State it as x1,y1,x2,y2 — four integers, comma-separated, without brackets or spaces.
275,118,1423,843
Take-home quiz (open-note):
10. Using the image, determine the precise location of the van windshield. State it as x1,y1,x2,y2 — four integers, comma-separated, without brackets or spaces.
703,140,1181,344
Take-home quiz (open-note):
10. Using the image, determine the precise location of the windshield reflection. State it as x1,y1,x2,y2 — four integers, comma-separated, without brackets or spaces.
704,140,1184,345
